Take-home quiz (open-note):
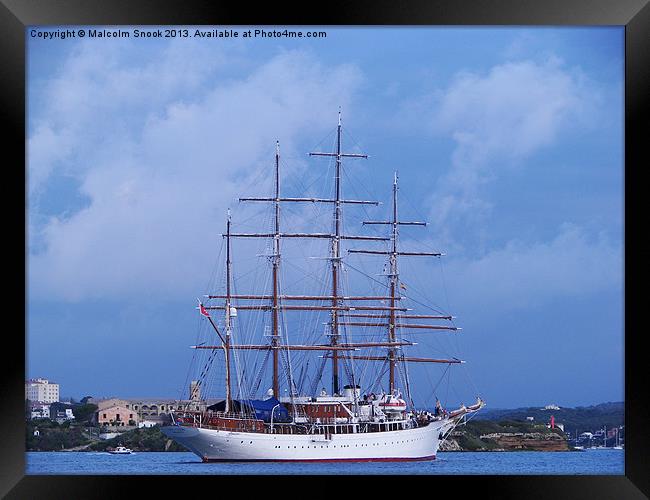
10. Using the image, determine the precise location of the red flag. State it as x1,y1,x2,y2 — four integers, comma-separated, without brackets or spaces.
199,302,211,318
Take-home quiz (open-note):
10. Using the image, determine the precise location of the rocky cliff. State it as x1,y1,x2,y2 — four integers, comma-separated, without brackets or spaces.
439,420,569,451
478,431,568,451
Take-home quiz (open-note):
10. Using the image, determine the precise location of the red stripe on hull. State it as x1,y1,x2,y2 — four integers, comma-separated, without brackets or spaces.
201,455,436,463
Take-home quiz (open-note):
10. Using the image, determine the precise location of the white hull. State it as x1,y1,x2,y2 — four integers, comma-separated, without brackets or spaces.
162,420,448,462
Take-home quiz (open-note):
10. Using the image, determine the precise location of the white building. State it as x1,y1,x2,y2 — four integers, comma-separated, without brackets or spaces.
25,378,60,403
53,408,75,423
543,404,560,410
30,404,51,419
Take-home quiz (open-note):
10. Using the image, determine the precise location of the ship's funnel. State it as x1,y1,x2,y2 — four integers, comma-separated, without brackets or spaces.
343,384,361,400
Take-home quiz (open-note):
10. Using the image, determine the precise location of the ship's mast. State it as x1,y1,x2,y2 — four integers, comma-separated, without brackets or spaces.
223,138,383,399
353,173,448,395
388,173,399,392
310,109,368,396
271,141,281,398
211,118,431,402
194,122,468,413
234,138,378,398
331,111,343,395
224,210,233,412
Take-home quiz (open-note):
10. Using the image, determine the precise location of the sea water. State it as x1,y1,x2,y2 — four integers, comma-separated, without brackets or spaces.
26,449,624,475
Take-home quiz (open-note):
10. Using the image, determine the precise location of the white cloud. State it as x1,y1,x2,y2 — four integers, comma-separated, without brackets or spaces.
444,223,622,312
28,125,76,196
436,58,593,162
422,57,602,244
28,39,225,199
28,42,363,301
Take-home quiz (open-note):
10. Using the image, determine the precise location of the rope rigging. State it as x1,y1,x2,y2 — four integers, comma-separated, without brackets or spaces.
173,114,478,420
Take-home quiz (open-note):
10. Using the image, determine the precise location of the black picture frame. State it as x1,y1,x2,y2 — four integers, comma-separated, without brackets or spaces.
2,0,646,497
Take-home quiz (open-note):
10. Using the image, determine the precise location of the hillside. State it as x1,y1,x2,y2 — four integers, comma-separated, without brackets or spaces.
26,419,186,452
472,402,623,435
441,419,569,452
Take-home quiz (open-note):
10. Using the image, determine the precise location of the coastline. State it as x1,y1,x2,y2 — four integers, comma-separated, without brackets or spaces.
27,420,570,453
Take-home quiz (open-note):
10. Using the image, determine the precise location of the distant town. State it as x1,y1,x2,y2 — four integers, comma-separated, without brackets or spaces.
26,377,216,447
25,376,624,451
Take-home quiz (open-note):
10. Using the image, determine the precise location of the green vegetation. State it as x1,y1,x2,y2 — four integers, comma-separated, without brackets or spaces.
72,403,98,423
27,417,186,452
474,402,623,435
464,419,564,436
88,427,187,452
27,419,91,451
454,428,499,451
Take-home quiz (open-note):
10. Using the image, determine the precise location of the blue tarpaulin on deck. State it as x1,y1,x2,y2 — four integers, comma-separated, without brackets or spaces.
207,397,290,422
246,398,290,422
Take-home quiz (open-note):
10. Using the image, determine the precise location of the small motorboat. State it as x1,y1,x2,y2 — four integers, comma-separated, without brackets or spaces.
107,445,133,455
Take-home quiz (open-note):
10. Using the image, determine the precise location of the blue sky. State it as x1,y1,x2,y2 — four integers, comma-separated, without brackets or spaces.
27,27,623,409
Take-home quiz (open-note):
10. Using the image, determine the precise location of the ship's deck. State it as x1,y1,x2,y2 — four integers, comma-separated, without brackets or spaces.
174,412,438,435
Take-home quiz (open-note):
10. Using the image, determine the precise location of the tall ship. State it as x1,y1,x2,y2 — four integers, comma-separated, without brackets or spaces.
162,111,484,462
